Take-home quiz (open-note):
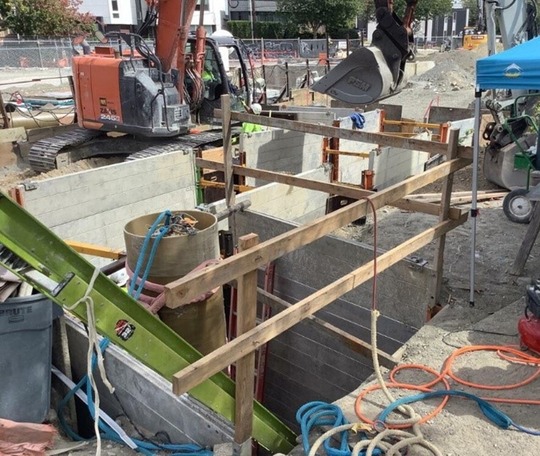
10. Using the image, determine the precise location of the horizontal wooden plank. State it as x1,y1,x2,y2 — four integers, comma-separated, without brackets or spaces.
196,158,464,219
65,240,125,259
166,157,469,306
257,289,397,369
171,212,468,395
215,109,473,158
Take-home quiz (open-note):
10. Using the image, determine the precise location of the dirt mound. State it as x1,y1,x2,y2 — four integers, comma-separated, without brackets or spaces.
413,48,483,91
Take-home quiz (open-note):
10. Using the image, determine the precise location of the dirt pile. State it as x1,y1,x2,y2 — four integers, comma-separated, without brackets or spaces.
414,47,482,91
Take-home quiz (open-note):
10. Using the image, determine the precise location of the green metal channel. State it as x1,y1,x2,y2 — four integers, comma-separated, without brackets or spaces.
0,192,296,453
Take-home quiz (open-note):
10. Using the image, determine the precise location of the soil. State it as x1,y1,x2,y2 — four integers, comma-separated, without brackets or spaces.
2,48,540,455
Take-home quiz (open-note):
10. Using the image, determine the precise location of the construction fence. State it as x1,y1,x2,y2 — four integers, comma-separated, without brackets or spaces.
0,37,364,69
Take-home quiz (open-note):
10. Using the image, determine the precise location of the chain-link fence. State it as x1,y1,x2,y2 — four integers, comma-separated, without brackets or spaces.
0,39,75,68
0,37,368,69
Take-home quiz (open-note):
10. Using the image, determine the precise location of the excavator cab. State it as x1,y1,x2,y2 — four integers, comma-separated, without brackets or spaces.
312,0,417,104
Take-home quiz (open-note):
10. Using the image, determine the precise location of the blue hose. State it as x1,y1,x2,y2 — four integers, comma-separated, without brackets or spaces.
129,210,172,300
296,401,381,456
378,390,540,436
57,338,213,456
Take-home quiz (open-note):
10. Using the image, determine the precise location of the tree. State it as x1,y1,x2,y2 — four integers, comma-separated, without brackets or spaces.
277,0,362,38
0,0,94,37
461,0,481,27
393,0,454,20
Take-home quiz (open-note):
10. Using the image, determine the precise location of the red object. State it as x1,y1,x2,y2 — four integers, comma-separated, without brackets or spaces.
518,315,540,355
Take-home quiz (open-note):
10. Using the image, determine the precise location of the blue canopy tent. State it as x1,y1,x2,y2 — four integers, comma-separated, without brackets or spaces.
470,37,540,305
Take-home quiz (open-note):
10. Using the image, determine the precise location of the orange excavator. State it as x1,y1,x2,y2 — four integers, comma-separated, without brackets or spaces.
312,0,418,104
29,0,252,172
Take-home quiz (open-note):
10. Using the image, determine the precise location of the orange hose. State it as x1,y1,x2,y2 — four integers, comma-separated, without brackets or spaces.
355,345,540,428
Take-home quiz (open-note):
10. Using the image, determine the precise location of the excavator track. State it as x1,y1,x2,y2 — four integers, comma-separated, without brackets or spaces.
28,129,226,173
29,128,106,173
125,130,225,160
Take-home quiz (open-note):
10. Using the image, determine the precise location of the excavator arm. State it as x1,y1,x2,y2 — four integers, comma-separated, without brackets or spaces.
312,0,418,104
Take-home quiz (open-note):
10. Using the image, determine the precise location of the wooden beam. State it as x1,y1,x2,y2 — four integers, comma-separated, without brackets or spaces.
215,109,473,159
65,240,125,260
199,179,253,193
171,212,468,395
234,234,259,444
324,148,371,158
432,129,460,308
510,203,540,276
196,158,465,219
167,158,468,307
257,289,397,369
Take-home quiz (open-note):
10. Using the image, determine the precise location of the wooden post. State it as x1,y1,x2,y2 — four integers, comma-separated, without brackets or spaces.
431,128,460,310
510,203,540,276
221,94,236,245
234,233,259,447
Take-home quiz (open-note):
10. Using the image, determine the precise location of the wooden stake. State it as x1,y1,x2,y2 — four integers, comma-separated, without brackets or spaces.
510,204,540,276
432,128,460,309
234,234,259,444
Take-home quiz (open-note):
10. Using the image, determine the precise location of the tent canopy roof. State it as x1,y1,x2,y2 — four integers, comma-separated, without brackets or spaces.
476,37,540,90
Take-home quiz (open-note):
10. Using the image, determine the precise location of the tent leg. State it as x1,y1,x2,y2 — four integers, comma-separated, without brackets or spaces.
469,90,482,307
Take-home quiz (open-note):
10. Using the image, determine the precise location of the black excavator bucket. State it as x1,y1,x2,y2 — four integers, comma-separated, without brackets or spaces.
311,47,398,105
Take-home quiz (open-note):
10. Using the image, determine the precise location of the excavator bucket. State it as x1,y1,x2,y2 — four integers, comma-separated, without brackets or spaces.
312,47,397,105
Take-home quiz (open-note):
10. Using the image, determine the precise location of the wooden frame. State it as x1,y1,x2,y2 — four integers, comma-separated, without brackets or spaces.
168,101,473,442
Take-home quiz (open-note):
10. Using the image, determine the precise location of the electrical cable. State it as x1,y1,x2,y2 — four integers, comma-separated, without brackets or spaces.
57,338,213,456
128,210,172,299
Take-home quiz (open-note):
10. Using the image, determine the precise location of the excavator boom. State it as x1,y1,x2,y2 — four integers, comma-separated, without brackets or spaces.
312,0,418,104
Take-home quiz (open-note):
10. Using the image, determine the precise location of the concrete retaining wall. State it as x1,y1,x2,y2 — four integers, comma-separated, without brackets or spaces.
16,151,197,248
372,144,430,190
241,129,325,188
236,211,434,429
62,316,234,445
336,112,381,185
240,110,429,191
209,167,331,226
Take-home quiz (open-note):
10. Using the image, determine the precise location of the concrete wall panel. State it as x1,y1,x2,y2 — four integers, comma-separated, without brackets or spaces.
19,152,197,249
236,211,433,429
208,167,331,225
336,111,381,185
241,129,323,187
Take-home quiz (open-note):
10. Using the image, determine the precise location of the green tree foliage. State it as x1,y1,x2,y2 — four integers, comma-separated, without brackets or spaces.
227,20,298,39
357,0,454,21
391,0,454,19
276,0,362,38
461,0,481,27
0,0,94,37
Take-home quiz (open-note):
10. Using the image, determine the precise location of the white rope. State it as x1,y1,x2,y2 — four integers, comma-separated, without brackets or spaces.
368,309,442,456
66,267,115,456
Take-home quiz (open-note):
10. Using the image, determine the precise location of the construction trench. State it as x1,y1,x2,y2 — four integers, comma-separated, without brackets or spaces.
1,98,539,456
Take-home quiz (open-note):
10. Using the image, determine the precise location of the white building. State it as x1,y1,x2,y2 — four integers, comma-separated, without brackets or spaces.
78,0,228,34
